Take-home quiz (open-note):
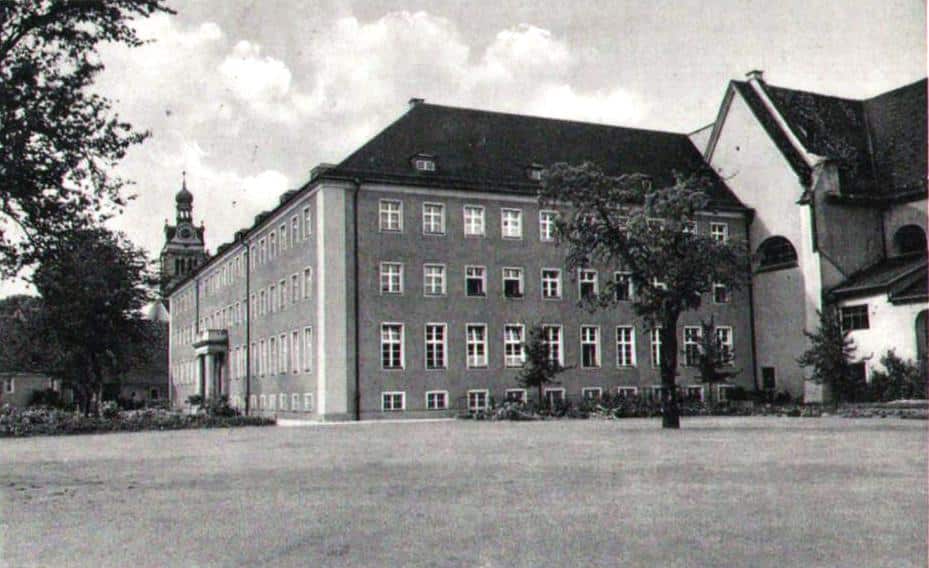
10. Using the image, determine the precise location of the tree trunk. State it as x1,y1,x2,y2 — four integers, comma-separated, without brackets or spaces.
660,318,680,429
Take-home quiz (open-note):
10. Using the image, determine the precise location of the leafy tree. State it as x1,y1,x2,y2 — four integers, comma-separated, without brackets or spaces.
539,162,749,428
31,227,155,413
515,325,568,405
692,316,738,405
797,309,857,406
0,294,49,372
867,350,927,402
0,0,173,274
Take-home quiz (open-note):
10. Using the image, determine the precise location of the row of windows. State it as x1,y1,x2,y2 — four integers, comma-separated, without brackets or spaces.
378,199,733,244
380,383,739,412
379,263,730,303
378,322,734,370
249,206,313,271
230,392,314,413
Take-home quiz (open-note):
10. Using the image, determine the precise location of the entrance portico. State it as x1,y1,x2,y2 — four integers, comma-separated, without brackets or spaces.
193,329,229,400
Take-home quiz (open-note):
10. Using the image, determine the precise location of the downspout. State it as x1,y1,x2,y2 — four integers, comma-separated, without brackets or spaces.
744,215,760,393
245,244,252,416
352,178,362,421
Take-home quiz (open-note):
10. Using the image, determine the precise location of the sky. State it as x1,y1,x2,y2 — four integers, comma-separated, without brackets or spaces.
0,0,924,297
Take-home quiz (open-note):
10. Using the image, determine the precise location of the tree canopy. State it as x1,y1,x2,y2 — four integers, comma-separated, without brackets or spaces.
0,0,173,274
539,161,749,428
797,308,857,405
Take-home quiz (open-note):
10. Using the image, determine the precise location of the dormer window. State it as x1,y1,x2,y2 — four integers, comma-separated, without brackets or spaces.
411,154,436,172
526,164,544,181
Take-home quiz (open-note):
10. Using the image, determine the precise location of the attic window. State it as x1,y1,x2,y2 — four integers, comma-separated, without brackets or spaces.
527,164,544,181
413,156,436,172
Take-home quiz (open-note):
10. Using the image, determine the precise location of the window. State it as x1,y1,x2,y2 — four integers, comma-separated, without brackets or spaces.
380,262,403,294
269,231,277,258
291,274,299,304
259,290,267,316
303,327,313,372
541,269,562,299
465,266,486,297
466,324,488,368
303,268,312,300
381,324,404,369
580,326,600,368
467,390,489,411
259,394,266,409
683,221,697,234
303,392,314,411
426,391,448,410
292,331,300,373
715,326,734,364
539,210,558,242
617,386,638,399
650,328,662,368
713,282,730,304
269,337,277,374
757,236,797,268
423,264,446,296
616,326,636,367
279,393,287,411
382,392,405,411
502,267,524,298
260,339,268,376
683,326,702,367
579,269,598,299
504,324,526,367
280,224,287,251
710,222,728,243
3,378,13,393
544,388,565,405
894,225,926,255
303,206,311,238
840,305,870,331
717,384,735,402
501,209,523,239
527,167,543,181
379,200,403,232
542,325,563,366
505,389,526,403
414,158,435,172
614,272,633,301
423,203,445,235
685,385,704,401
291,393,299,411
269,284,276,313
280,280,287,310
259,238,267,264
463,205,485,237
582,387,602,401
425,324,447,369
280,334,288,374
291,216,298,246
762,367,777,391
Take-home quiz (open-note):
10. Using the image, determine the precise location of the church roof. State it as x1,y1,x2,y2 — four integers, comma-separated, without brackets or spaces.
329,102,745,208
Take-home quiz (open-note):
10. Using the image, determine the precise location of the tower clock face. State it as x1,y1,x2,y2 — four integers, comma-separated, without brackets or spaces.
179,227,192,239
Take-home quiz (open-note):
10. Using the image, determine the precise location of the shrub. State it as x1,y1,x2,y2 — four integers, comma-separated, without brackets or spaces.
868,351,927,402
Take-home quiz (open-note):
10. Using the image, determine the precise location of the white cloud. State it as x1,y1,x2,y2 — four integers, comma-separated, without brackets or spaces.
218,41,297,122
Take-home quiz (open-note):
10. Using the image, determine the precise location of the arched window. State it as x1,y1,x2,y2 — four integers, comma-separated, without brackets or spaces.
757,236,798,268
893,225,926,256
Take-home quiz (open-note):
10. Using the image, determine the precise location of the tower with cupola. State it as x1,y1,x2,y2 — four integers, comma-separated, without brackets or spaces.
159,173,207,297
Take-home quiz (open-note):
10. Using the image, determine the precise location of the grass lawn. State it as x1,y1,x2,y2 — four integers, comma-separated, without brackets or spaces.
1,417,926,567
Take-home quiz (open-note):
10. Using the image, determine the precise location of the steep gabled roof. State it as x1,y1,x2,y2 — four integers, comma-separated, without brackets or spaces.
830,254,927,299
863,79,928,197
331,103,744,208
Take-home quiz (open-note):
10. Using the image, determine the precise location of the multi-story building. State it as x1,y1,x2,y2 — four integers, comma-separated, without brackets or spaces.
166,100,755,419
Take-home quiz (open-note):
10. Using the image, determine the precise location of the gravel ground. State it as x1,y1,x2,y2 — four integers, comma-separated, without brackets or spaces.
1,417,926,567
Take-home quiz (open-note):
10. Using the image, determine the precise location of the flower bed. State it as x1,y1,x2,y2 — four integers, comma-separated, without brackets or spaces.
0,405,275,438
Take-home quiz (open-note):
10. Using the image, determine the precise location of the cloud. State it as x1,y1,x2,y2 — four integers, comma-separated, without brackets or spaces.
218,41,297,122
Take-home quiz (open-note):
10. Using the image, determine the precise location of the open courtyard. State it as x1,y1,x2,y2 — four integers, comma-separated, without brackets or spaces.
1,417,926,567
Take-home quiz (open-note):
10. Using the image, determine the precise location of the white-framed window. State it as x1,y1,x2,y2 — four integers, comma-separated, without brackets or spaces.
269,337,278,374
683,326,702,367
717,384,735,401
259,290,267,316
650,328,662,368
528,167,543,181
303,327,313,372
503,324,526,367
715,326,734,365
713,282,730,304
280,223,288,251
685,385,705,401
424,324,447,370
291,216,298,246
269,231,277,258
381,323,404,369
380,262,403,294
414,158,435,171
541,268,562,299
544,387,565,405
467,389,489,411
616,386,638,399
542,325,563,366
710,222,729,243
379,199,403,232
303,392,314,411
539,210,558,242
579,269,598,299
278,333,288,374
260,339,267,376
291,393,299,410
279,393,287,410
502,267,524,298
580,325,600,368
269,284,277,313
250,394,258,410
505,389,527,403
267,393,276,410
280,279,287,311
614,272,633,301
426,391,448,410
422,202,445,235
423,264,446,296
3,378,13,393
382,391,405,411
466,324,488,368
501,208,523,239
465,265,486,297
303,268,312,300
259,394,266,409
291,274,299,304
615,326,636,367
291,330,300,373
463,205,485,237
582,387,603,400
303,206,312,239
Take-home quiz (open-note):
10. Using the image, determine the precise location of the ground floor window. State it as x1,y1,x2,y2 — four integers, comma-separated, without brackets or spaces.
426,390,448,410
582,387,602,400
685,385,704,401
717,385,735,401
544,388,565,406
150,388,159,399
291,393,300,411
616,386,638,399
505,389,526,403
303,392,314,412
382,391,405,411
468,389,489,411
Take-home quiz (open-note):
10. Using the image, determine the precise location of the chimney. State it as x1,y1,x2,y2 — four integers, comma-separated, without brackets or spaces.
310,163,336,181
745,69,764,82
408,97,425,109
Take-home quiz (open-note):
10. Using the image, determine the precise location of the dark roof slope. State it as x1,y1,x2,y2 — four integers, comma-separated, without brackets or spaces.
830,254,927,298
331,103,744,207
736,78,927,198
